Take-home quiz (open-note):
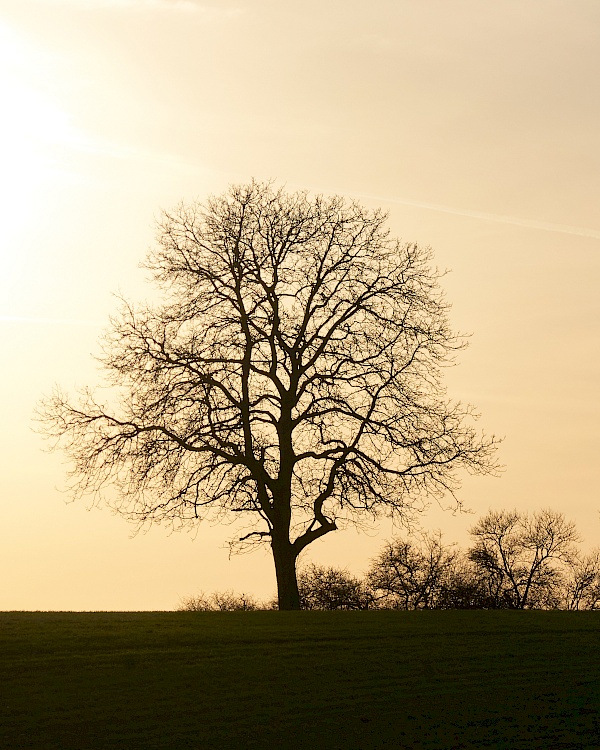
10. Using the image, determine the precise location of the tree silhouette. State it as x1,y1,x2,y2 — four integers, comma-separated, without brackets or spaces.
564,549,600,610
39,181,498,609
298,564,374,610
367,531,458,609
468,508,579,608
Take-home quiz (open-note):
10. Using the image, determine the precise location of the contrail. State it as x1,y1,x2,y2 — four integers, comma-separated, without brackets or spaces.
341,190,600,241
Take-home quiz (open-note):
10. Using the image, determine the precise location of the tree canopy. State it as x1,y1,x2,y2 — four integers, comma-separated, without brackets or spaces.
39,180,498,609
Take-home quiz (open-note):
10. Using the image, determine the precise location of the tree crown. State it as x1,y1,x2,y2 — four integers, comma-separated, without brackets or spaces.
39,181,498,556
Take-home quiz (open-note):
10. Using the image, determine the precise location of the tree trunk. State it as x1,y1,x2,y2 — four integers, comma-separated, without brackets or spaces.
272,535,301,610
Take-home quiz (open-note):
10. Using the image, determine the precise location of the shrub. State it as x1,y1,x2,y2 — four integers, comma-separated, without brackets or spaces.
177,590,262,611
298,564,375,610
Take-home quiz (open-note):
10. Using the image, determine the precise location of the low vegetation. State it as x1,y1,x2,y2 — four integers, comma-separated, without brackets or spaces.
177,590,265,611
180,509,600,612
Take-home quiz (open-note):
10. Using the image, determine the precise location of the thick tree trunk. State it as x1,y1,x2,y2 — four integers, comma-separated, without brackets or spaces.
272,535,301,610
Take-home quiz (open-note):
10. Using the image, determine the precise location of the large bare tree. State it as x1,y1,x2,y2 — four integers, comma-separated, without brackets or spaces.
39,181,498,609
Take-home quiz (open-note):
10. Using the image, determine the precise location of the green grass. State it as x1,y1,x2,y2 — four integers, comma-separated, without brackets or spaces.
1,611,599,749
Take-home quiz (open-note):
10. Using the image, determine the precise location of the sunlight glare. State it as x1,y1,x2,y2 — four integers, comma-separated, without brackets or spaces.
0,22,92,316
0,23,86,228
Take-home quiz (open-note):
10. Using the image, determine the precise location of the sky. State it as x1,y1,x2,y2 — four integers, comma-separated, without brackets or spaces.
1,0,599,610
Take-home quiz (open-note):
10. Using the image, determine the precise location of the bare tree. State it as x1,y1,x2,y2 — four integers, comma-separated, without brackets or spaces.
298,564,374,610
38,180,498,610
468,509,580,609
563,549,600,611
367,531,458,609
434,556,507,609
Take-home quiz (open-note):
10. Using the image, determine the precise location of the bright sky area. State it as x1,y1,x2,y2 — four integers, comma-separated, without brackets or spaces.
1,0,599,610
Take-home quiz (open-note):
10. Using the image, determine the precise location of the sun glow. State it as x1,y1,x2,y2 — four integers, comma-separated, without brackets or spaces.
0,22,91,317
0,23,89,227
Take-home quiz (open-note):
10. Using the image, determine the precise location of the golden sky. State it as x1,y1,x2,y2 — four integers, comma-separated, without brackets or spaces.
1,0,599,609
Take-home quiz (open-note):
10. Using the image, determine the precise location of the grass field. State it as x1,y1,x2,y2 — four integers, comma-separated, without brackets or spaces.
1,611,599,749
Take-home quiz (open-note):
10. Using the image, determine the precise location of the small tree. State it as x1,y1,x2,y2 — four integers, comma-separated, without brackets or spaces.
563,550,600,611
435,555,511,609
367,531,458,609
298,564,374,610
38,181,498,610
468,509,580,609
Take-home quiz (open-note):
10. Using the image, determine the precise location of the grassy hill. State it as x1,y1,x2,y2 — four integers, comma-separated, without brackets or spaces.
1,610,599,749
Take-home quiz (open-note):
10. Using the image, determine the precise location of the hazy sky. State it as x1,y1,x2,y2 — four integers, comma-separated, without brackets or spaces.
1,0,599,610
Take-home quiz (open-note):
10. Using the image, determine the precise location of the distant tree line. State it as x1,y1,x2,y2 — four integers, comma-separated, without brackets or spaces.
178,509,600,611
